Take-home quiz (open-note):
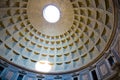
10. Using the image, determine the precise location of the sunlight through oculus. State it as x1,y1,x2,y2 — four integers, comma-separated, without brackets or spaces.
43,5,60,23
35,61,52,72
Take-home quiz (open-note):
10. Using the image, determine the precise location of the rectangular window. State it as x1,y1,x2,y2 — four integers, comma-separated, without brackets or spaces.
108,56,114,66
0,66,4,74
17,74,24,80
91,70,98,80
73,77,78,80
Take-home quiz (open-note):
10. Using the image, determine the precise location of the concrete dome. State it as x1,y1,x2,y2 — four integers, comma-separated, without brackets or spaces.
0,0,117,74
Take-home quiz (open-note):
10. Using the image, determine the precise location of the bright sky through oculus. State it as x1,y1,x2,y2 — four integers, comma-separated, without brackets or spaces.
43,5,60,23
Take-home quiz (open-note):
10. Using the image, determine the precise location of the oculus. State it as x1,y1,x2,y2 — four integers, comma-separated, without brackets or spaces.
43,5,60,23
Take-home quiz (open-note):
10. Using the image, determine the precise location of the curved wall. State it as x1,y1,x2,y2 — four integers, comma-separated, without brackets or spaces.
0,0,120,80
0,0,118,73
0,49,120,80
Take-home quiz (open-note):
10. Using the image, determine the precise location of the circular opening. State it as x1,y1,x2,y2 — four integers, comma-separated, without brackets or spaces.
43,5,60,23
